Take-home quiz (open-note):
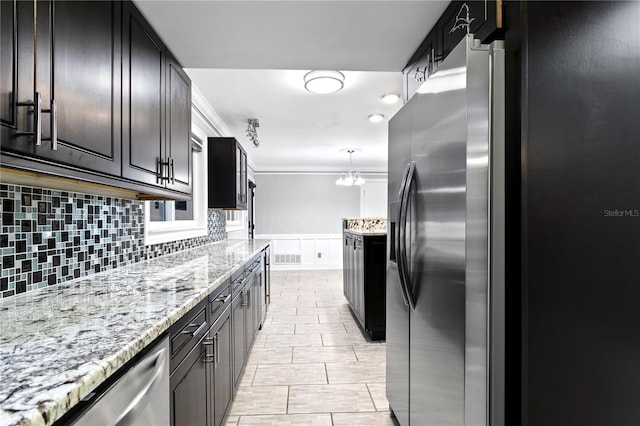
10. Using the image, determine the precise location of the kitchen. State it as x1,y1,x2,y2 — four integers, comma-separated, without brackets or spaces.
1,1,639,426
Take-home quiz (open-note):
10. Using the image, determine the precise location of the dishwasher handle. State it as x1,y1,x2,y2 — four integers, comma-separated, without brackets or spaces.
114,344,167,426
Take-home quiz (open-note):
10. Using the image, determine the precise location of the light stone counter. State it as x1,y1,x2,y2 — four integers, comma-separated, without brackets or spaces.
0,239,270,426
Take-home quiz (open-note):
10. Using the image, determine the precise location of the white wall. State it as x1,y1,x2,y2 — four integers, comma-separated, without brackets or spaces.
255,173,361,235
253,173,386,269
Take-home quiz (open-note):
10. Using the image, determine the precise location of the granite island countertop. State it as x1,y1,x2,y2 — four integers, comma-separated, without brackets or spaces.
0,239,270,426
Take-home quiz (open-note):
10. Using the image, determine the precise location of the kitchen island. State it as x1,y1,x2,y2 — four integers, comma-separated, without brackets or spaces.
342,218,387,340
0,239,270,426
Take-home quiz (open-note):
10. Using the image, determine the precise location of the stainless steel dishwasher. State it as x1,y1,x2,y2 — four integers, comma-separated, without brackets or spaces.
72,336,170,426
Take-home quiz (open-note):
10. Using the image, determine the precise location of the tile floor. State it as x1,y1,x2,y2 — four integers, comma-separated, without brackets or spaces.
225,269,395,426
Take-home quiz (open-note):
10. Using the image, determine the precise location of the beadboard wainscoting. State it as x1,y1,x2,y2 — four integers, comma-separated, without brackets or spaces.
256,234,342,270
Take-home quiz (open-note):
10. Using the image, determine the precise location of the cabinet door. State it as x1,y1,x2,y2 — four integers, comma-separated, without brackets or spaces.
231,293,245,389
122,2,165,186
235,144,242,205
211,309,232,426
1,0,37,155
166,54,191,194
244,282,256,355
35,1,121,175
170,337,208,426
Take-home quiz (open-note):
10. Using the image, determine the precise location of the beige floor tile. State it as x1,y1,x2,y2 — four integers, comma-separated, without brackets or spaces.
367,383,390,412
238,414,333,425
264,334,323,347
271,314,319,324
322,333,368,346
224,415,240,425
294,323,347,335
325,362,386,384
318,314,350,324
238,365,257,386
287,384,376,413
253,363,327,386
315,299,349,308
300,307,342,315
293,346,358,364
280,288,316,296
353,345,387,363
258,323,295,335
229,386,289,415
246,347,293,365
331,412,396,425
265,307,297,316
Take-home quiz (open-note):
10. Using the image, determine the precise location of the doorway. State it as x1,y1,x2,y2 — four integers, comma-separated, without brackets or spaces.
248,180,256,239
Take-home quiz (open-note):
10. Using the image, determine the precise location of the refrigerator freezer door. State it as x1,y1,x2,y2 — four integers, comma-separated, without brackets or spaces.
386,98,413,426
409,38,468,426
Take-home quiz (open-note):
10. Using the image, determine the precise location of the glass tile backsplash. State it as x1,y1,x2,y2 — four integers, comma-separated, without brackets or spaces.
0,184,227,298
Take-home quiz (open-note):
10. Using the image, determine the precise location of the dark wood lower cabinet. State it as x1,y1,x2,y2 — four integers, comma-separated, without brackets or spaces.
209,307,232,426
231,289,246,390
170,333,208,426
170,249,269,425
342,231,387,340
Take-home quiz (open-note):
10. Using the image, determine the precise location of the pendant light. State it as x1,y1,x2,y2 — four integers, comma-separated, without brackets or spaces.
336,149,366,186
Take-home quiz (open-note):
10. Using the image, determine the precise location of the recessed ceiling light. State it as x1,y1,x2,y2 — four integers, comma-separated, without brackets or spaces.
381,93,400,104
368,113,385,123
304,70,345,94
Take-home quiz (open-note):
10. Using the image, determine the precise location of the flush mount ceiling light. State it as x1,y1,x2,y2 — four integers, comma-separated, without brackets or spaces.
381,93,400,104
336,149,366,186
368,113,385,123
304,70,345,94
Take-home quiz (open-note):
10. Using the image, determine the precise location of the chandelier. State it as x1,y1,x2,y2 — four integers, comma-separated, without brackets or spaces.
336,149,365,186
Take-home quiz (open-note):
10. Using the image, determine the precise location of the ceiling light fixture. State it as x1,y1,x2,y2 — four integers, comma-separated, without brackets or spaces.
304,70,345,94
368,113,385,123
246,118,260,147
336,149,366,186
381,93,400,104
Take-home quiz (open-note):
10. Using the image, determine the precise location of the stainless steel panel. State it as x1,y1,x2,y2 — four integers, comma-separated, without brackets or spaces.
464,36,506,426
73,337,170,426
409,38,467,426
386,99,413,426
489,41,506,426
464,36,491,426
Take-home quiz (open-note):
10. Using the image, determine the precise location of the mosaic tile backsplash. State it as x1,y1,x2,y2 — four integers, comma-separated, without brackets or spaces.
0,184,227,298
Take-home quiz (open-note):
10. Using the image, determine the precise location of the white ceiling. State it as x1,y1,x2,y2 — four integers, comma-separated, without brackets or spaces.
134,0,450,172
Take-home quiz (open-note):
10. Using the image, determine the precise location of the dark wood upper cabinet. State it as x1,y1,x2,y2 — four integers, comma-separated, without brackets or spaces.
208,137,248,210
166,54,192,194
1,0,39,156
403,0,503,102
1,0,192,199
122,2,166,187
40,1,122,175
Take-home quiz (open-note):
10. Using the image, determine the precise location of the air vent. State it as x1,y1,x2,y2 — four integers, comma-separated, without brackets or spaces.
274,254,301,265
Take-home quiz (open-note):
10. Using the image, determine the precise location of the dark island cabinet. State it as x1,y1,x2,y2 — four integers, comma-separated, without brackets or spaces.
342,231,386,340
208,137,248,210
1,0,192,199
1,1,122,175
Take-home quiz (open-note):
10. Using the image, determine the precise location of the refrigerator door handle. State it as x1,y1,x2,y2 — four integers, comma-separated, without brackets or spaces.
399,161,417,310
396,163,412,307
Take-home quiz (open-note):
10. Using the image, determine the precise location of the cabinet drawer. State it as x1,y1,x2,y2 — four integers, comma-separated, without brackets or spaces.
169,301,207,372
209,284,231,323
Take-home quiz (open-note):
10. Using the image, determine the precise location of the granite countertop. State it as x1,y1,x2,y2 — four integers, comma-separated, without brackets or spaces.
0,239,270,426
343,217,387,235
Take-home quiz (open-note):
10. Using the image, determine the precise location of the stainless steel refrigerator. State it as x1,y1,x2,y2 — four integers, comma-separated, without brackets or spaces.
386,35,505,426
